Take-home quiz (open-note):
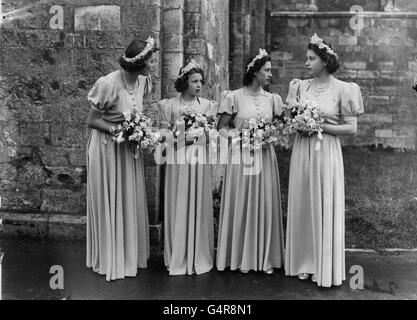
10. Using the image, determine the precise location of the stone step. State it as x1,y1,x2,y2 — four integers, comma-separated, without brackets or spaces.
0,212,163,251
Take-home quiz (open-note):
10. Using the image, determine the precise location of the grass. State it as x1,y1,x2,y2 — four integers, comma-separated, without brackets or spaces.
212,146,417,249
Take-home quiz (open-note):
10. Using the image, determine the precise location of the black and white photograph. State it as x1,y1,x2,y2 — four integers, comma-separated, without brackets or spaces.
0,0,417,309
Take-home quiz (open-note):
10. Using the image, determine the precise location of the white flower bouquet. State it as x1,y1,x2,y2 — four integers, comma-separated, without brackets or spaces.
283,98,325,150
241,117,289,151
111,107,161,157
171,113,217,145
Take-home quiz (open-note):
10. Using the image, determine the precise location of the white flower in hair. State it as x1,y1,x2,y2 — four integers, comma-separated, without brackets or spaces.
122,36,156,63
246,48,269,71
310,33,338,58
178,59,201,79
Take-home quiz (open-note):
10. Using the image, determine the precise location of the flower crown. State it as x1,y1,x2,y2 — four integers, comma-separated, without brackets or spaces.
310,33,338,59
178,59,201,79
122,36,156,63
246,49,269,71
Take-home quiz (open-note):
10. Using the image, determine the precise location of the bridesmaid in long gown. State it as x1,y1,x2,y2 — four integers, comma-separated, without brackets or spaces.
284,34,364,287
216,50,285,274
158,60,218,275
86,37,158,281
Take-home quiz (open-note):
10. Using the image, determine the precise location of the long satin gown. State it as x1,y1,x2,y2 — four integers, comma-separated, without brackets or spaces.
284,76,364,287
216,88,285,272
86,70,152,281
159,95,218,275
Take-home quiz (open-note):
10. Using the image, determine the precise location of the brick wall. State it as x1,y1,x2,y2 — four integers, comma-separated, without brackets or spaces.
268,0,417,149
230,0,417,150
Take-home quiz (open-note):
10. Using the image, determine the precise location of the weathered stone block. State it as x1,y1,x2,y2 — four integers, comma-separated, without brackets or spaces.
359,114,393,124
163,8,184,34
338,35,358,46
186,38,206,55
162,52,184,80
69,148,87,167
271,51,294,61
38,146,71,167
50,122,89,147
164,0,185,10
375,129,393,138
343,61,367,70
408,61,417,71
20,122,50,146
162,33,183,53
15,161,48,188
358,70,380,79
41,188,86,215
74,6,121,31
335,70,357,79
0,188,42,211
378,61,395,72
288,18,309,28
185,0,202,13
0,163,17,184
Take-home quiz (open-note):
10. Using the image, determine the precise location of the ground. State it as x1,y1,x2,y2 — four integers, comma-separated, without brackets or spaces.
1,238,416,300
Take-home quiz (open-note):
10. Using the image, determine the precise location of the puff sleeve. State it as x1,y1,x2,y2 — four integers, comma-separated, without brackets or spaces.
286,78,302,106
217,90,237,115
340,82,364,118
206,100,219,117
271,93,284,117
158,99,172,127
87,77,117,113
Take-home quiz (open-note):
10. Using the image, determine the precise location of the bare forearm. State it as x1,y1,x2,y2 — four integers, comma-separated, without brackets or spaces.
322,122,357,136
87,118,116,134
217,114,232,131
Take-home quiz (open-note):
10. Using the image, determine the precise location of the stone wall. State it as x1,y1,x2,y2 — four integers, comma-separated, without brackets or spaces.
230,0,417,150
229,0,268,90
0,0,229,243
161,0,229,190
270,0,417,149
161,0,229,101
0,0,162,238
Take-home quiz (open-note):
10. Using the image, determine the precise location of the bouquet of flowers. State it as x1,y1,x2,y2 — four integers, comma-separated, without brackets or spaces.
241,117,290,151
111,107,161,157
281,98,325,150
171,113,217,145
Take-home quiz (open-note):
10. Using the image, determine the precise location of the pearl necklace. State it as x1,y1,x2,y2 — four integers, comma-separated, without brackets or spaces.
122,69,138,95
180,95,198,106
312,77,332,94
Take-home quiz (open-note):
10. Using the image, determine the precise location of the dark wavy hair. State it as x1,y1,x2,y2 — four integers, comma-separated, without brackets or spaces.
174,68,205,93
119,39,159,72
242,53,272,86
307,42,340,74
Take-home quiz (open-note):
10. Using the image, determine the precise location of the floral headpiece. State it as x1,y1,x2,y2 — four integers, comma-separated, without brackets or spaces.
246,49,269,71
178,59,201,79
310,33,338,59
122,37,156,63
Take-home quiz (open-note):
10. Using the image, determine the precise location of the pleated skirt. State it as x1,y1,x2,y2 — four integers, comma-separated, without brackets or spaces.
216,145,285,272
164,145,214,275
285,133,345,287
86,129,150,281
